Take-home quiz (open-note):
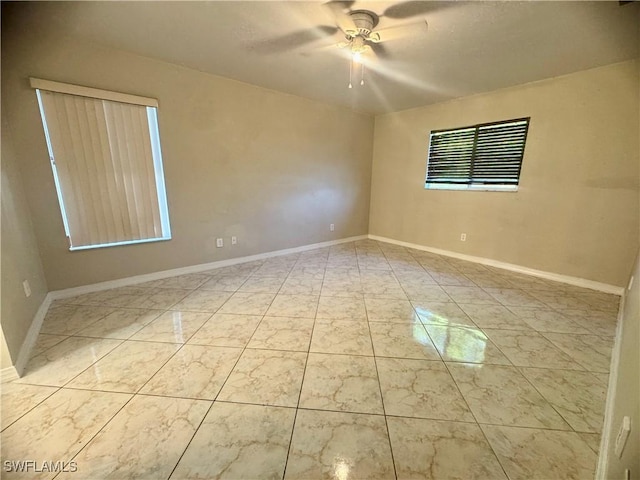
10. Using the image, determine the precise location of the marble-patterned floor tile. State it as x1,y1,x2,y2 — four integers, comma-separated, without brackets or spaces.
425,325,511,365
482,329,584,370
238,275,285,293
484,288,545,307
66,341,180,393
171,289,232,312
376,358,473,421
217,349,306,407
75,308,164,339
564,310,619,337
141,345,242,399
247,316,314,351
464,272,515,289
279,275,324,295
365,297,418,322
482,425,597,480
527,290,587,311
188,313,262,347
198,274,248,291
217,292,276,315
578,432,601,454
369,321,441,360
0,383,59,430
316,295,367,321
430,271,476,287
414,301,477,327
62,395,209,479
442,286,500,305
458,304,533,330
520,368,608,433
79,287,148,308
321,279,364,298
128,310,212,343
1,389,130,479
252,264,294,277
447,363,569,429
266,294,319,318
128,287,192,309
574,291,620,314
171,402,295,480
387,416,507,480
39,305,114,335
285,409,395,480
507,307,590,334
29,334,69,357
541,333,613,373
204,262,262,277
403,285,452,302
17,337,123,387
310,320,373,355
299,353,383,414
139,273,210,290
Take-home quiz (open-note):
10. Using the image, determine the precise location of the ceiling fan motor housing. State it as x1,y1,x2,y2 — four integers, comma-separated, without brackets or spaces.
348,10,379,37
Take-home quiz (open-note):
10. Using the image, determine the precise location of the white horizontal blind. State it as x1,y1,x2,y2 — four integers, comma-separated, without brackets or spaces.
426,118,530,189
36,88,170,249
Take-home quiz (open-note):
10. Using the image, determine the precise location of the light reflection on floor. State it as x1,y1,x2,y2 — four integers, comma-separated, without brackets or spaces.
415,310,487,364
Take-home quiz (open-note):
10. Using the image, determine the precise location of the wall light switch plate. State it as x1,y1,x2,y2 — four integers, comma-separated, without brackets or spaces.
216,238,224,248
330,224,335,232
231,236,237,245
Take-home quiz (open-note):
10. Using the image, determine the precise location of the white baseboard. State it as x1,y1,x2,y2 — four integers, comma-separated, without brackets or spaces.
15,293,54,378
50,235,368,300
7,235,367,378
368,234,625,295
1,292,53,382
1,366,19,383
595,294,626,479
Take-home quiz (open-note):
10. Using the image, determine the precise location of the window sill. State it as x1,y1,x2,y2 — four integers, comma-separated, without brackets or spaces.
69,236,172,251
424,183,518,192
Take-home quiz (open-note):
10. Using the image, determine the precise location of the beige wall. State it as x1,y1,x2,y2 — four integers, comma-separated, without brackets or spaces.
601,252,639,478
370,61,640,287
1,29,374,290
1,119,48,368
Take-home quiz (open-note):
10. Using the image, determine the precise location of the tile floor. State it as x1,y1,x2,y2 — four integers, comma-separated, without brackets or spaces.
1,240,619,479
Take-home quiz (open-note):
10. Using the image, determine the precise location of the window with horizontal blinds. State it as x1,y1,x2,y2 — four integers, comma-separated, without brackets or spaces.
33,80,171,250
425,118,530,191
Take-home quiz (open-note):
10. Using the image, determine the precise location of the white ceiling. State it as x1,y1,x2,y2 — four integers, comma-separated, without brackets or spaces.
5,1,640,114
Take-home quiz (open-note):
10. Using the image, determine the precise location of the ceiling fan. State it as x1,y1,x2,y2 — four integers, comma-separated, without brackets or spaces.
252,1,448,87
325,2,429,59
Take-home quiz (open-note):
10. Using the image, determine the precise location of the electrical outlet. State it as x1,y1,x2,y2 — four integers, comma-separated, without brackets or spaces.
615,416,631,458
22,280,32,298
460,233,467,242
231,236,237,245
216,238,224,248
330,224,335,232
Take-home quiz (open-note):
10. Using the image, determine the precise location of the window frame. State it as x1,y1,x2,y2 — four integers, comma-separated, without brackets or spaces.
32,78,172,251
424,117,530,192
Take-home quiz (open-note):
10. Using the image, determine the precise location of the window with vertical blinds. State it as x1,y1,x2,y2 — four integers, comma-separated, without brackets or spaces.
425,118,530,191
32,78,171,250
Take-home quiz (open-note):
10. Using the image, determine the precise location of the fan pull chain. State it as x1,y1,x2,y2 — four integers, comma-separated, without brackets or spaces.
360,63,365,86
348,58,353,89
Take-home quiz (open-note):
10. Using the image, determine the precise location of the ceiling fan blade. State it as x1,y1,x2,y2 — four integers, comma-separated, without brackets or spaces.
323,1,357,34
251,25,339,54
373,19,428,43
369,42,389,59
382,1,452,19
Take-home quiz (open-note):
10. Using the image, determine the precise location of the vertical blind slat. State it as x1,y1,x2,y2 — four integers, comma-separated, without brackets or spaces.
38,89,168,249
